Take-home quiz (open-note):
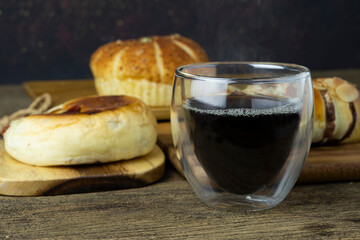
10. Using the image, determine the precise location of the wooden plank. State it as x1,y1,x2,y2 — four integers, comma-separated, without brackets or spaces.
23,79,97,106
157,122,360,183
23,79,170,120
0,179,359,239
0,141,165,196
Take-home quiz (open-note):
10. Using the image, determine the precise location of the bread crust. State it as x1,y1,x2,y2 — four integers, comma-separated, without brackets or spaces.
3,96,157,166
312,87,326,143
90,34,209,106
344,96,360,143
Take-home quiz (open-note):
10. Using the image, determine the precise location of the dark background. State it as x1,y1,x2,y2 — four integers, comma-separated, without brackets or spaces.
0,0,359,84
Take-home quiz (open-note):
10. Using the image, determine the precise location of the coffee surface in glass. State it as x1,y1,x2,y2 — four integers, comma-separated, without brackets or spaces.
184,93,301,194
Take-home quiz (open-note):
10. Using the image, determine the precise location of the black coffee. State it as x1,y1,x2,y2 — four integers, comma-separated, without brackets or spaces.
183,94,301,194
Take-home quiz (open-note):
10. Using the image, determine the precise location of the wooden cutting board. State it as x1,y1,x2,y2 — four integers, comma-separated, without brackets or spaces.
0,141,165,196
23,79,170,120
157,122,360,184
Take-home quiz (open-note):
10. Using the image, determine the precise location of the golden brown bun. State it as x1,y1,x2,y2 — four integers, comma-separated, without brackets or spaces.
3,95,157,166
90,34,209,107
312,77,360,144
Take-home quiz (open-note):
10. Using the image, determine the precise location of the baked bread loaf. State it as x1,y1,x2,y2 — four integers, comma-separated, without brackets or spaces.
3,95,157,166
90,34,209,107
236,77,360,145
312,77,360,144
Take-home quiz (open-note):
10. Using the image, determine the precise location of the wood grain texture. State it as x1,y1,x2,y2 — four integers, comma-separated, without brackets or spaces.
301,144,360,183
0,177,359,239
23,79,97,106
157,122,360,183
23,79,170,120
0,141,165,196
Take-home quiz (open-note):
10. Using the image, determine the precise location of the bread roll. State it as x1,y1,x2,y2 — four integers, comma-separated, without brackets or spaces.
312,77,360,144
235,77,360,145
90,34,209,107
3,95,157,166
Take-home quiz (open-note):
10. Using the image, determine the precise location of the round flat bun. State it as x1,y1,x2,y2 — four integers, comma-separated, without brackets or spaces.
3,95,157,166
90,34,209,107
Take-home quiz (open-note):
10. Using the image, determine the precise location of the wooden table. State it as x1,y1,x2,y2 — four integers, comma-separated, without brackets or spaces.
1,69,360,239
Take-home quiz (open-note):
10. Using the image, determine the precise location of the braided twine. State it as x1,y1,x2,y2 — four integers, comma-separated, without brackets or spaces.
0,93,52,136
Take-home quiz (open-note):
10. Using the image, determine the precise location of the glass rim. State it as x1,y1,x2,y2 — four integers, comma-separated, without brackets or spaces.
175,61,310,84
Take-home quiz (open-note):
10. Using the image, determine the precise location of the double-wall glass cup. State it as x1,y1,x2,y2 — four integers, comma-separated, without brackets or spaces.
171,62,313,211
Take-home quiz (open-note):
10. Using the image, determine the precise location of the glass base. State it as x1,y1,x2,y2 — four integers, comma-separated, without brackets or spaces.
199,193,282,212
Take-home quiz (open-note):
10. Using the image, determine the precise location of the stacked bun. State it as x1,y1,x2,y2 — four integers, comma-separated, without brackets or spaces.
240,77,360,145
3,95,157,166
90,34,209,107
312,77,360,144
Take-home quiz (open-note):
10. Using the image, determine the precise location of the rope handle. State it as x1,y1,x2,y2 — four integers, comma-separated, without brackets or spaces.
0,93,52,136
